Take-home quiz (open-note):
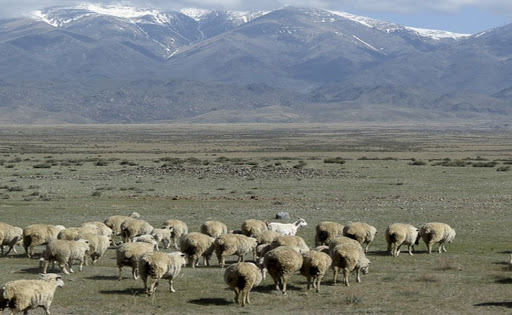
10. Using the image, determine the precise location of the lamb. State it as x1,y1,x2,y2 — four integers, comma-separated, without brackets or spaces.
266,217,307,236
330,242,370,286
23,224,65,258
342,222,377,253
315,221,344,246
120,219,154,243
131,235,158,250
214,234,258,268
200,220,228,238
241,219,268,237
79,233,110,265
419,222,456,254
0,273,63,315
179,232,215,268
161,219,188,249
57,226,98,241
270,235,310,253
116,242,155,280
139,251,186,296
0,222,23,256
262,246,303,294
300,250,332,292
42,239,90,275
151,228,173,250
224,262,262,307
385,223,420,256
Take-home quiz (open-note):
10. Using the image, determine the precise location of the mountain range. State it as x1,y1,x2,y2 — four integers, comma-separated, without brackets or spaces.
0,4,510,124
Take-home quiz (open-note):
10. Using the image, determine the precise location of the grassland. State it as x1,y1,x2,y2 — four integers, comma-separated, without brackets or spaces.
0,124,511,314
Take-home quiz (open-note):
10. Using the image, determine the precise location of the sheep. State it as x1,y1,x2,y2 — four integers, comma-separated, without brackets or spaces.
161,219,188,249
300,250,332,292
315,221,344,246
0,273,63,315
139,251,186,296
419,222,456,254
270,235,310,253
104,215,136,244
23,224,65,258
385,223,420,257
266,217,307,236
328,236,361,251
57,226,98,241
253,230,281,245
79,233,110,265
342,222,377,253
116,242,155,280
214,234,258,268
151,228,173,250
80,221,113,238
241,219,268,237
224,262,262,307
120,219,154,243
42,239,90,275
330,242,370,286
131,235,159,250
0,222,23,256
179,232,215,268
262,246,303,295
200,220,228,238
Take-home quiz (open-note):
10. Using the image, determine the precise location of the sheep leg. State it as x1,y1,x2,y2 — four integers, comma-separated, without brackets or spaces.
387,242,392,255
241,287,250,306
306,275,312,290
439,242,446,253
408,245,414,256
78,257,84,271
343,268,350,286
147,279,159,296
395,242,402,257
356,269,362,283
282,276,288,295
59,261,71,275
132,266,139,280
315,275,322,293
168,278,175,293
43,260,50,274
233,287,240,304
333,266,339,285
427,241,434,254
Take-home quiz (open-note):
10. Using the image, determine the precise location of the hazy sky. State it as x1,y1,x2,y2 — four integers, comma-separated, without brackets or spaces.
1,0,511,34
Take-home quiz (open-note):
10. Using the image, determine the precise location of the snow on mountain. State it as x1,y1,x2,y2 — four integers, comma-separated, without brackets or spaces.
405,27,470,40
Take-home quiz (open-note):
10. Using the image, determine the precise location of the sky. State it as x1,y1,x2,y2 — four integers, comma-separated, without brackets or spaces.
0,0,511,34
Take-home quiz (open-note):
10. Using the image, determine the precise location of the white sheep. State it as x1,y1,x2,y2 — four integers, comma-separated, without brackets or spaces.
131,235,159,250
224,262,262,307
79,233,111,265
0,222,23,256
104,215,135,244
80,221,113,239
200,220,228,238
179,232,215,268
241,219,268,237
385,223,420,256
0,273,63,315
253,230,281,245
161,219,188,249
419,222,456,254
330,242,370,286
42,239,90,275
262,246,303,295
266,217,307,236
23,224,65,258
57,226,98,241
120,219,154,243
151,228,173,250
214,234,258,268
139,251,187,296
116,242,155,280
342,222,377,253
270,235,310,253
315,221,344,246
300,250,332,292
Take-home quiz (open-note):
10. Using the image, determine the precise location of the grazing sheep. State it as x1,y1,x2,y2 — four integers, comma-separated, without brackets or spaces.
328,236,361,251
266,217,307,236
270,235,310,253
57,226,98,241
42,239,90,275
330,242,370,286
0,273,63,315
79,233,110,265
161,219,188,249
241,219,268,237
385,223,420,256
120,219,154,243
419,222,456,254
23,224,65,258
200,220,228,238
104,215,135,244
253,230,281,246
116,242,155,280
315,221,344,246
224,262,262,307
151,228,173,250
139,251,187,296
80,221,113,239
0,222,23,256
262,246,303,294
179,232,215,268
214,234,258,268
131,235,159,250
300,250,332,292
342,222,377,253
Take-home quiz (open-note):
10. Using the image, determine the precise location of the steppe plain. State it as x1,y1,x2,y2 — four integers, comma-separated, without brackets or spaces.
0,123,511,314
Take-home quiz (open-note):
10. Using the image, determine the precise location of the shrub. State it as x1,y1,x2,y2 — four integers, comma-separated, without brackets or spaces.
471,161,498,168
33,163,52,169
323,157,346,164
497,166,511,172
431,158,468,167
95,159,109,166
409,160,427,166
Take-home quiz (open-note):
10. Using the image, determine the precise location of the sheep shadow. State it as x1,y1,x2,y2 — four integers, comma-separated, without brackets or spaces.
494,277,512,284
85,275,119,281
15,267,44,274
252,283,302,293
188,298,232,306
475,302,512,309
99,288,145,296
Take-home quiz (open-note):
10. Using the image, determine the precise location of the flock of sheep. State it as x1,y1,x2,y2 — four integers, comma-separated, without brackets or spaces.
0,212,457,313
